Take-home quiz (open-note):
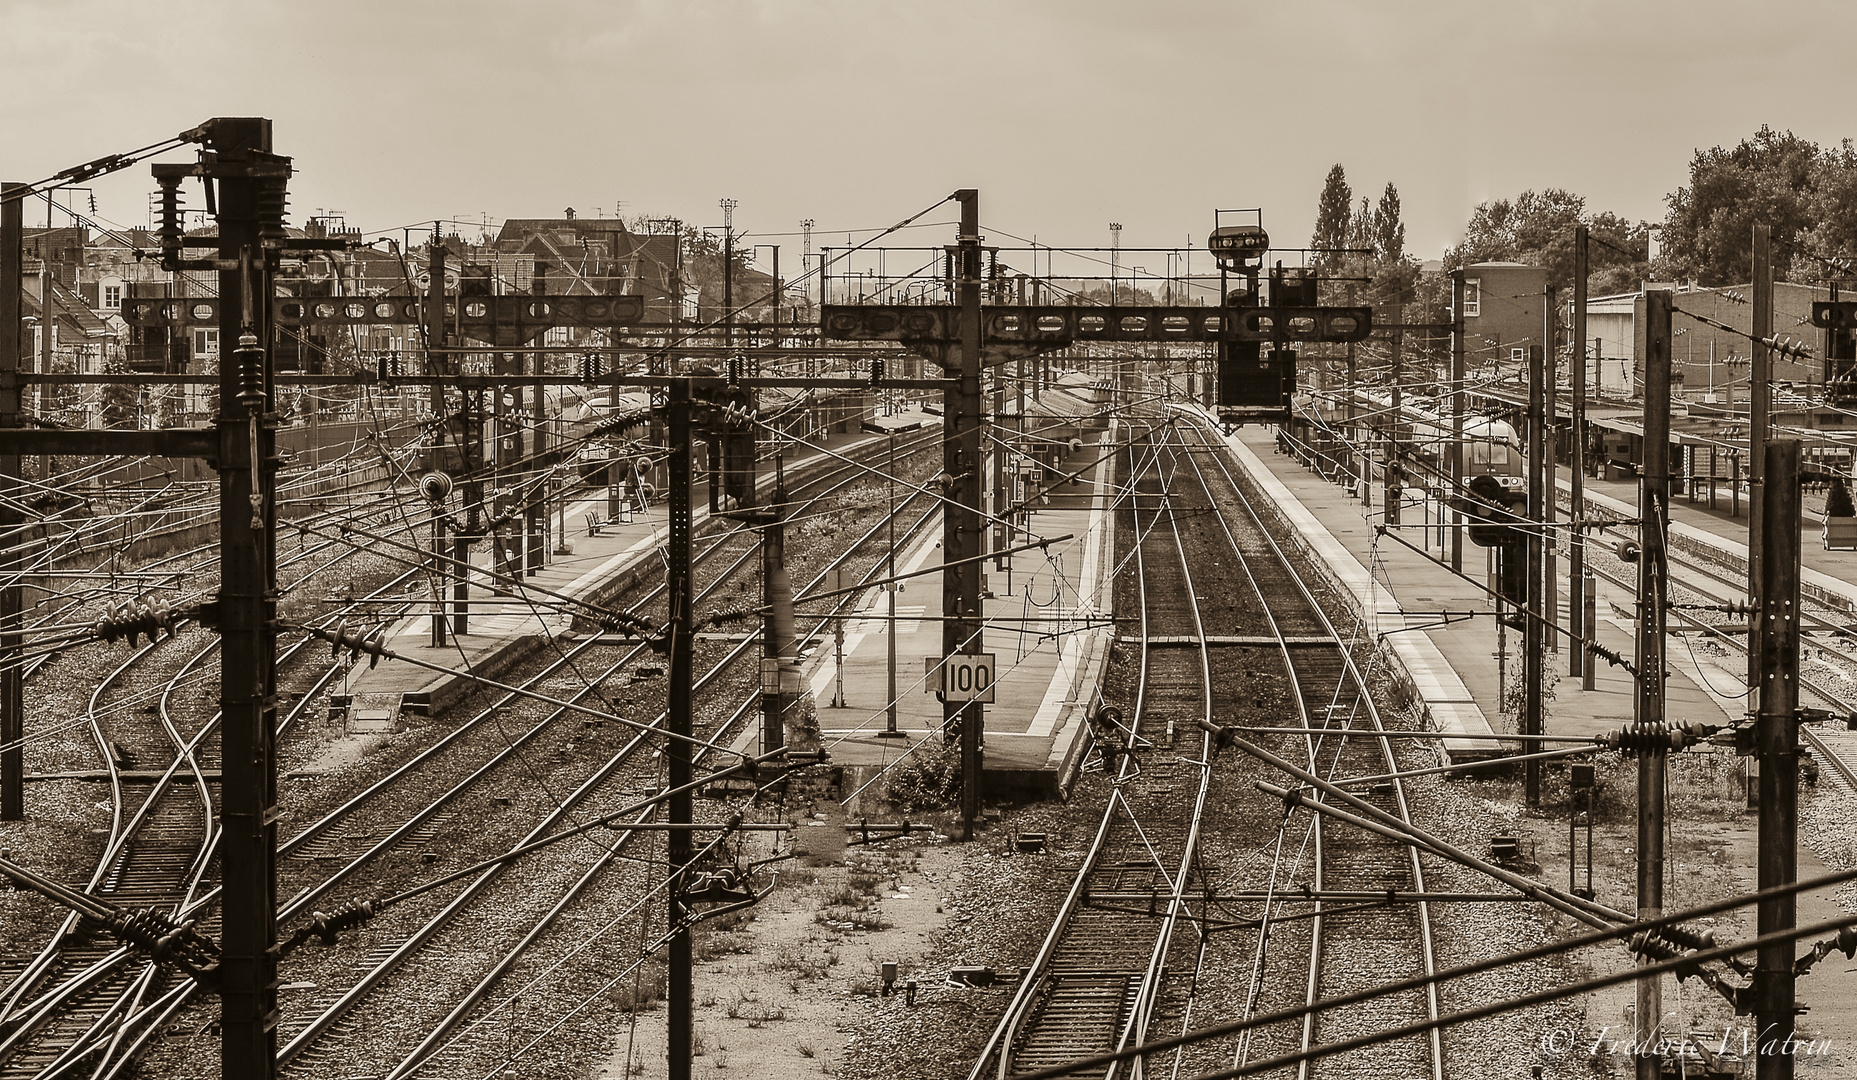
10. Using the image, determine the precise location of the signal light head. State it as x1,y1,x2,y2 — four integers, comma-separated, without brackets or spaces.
418,471,453,503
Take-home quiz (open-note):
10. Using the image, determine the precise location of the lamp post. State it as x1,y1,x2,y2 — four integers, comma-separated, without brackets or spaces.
800,219,815,325
1108,222,1122,305
754,244,781,366
719,199,737,352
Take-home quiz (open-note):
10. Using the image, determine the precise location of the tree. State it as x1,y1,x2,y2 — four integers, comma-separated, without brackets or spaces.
1586,211,1653,296
1661,126,1821,285
1345,196,1373,257
1311,164,1352,270
1447,188,1647,295
1372,182,1406,264
1792,138,1857,282
1451,189,1583,273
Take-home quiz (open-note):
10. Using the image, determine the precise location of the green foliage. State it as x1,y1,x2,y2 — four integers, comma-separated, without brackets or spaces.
1447,188,1649,296
1311,163,1353,271
1310,170,1418,309
883,740,961,811
1662,125,1822,285
1345,195,1373,255
1371,182,1406,265
1502,646,1559,718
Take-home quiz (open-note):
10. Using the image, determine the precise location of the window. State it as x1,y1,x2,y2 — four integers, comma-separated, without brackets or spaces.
1462,278,1481,318
192,327,219,357
1470,442,1512,469
102,283,122,310
1510,347,1525,364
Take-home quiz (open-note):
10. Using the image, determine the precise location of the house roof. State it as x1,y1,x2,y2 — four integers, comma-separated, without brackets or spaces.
20,273,113,338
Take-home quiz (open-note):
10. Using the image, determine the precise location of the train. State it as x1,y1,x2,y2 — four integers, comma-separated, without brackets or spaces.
1290,388,1527,494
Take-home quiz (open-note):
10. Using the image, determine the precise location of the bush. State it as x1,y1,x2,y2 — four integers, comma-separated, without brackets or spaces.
884,741,961,811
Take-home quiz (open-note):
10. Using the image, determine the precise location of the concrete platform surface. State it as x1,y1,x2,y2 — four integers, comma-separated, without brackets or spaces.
796,426,1119,805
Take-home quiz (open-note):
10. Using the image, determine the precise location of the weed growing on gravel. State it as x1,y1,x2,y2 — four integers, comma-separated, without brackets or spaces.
696,930,754,959
767,942,837,978
809,881,868,907
846,869,887,893
797,1041,816,1058
730,1002,786,1027
609,975,665,1013
817,904,892,931
708,908,751,932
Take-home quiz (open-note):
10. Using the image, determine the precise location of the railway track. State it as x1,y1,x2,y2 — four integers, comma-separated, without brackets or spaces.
1579,525,1857,803
973,421,1211,1080
6,427,942,1079
0,494,438,1078
967,414,1446,1080
1177,416,1442,1080
263,429,945,1079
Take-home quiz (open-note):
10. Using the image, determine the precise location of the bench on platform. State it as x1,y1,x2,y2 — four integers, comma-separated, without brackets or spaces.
586,512,605,537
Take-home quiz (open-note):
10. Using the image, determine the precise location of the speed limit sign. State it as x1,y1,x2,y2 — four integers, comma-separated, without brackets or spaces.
929,654,996,703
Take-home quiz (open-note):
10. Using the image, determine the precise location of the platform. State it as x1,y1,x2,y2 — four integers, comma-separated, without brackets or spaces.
1182,403,1748,761
330,415,928,728
792,426,1119,807
1204,415,1857,1063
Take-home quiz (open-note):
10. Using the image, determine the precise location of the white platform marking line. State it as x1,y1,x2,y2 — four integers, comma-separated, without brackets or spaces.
806,532,941,704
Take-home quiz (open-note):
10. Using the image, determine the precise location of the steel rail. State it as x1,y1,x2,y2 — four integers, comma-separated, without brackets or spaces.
1175,410,1444,1080
967,420,1139,1080
966,419,1221,1080
377,457,944,1078
1106,422,1215,1080
273,429,943,1070
33,423,941,1078
0,546,424,1077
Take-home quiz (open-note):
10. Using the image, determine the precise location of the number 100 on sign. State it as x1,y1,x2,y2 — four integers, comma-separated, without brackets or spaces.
930,654,996,703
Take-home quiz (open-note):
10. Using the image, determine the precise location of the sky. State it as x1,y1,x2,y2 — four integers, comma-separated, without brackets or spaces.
6,0,1857,276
